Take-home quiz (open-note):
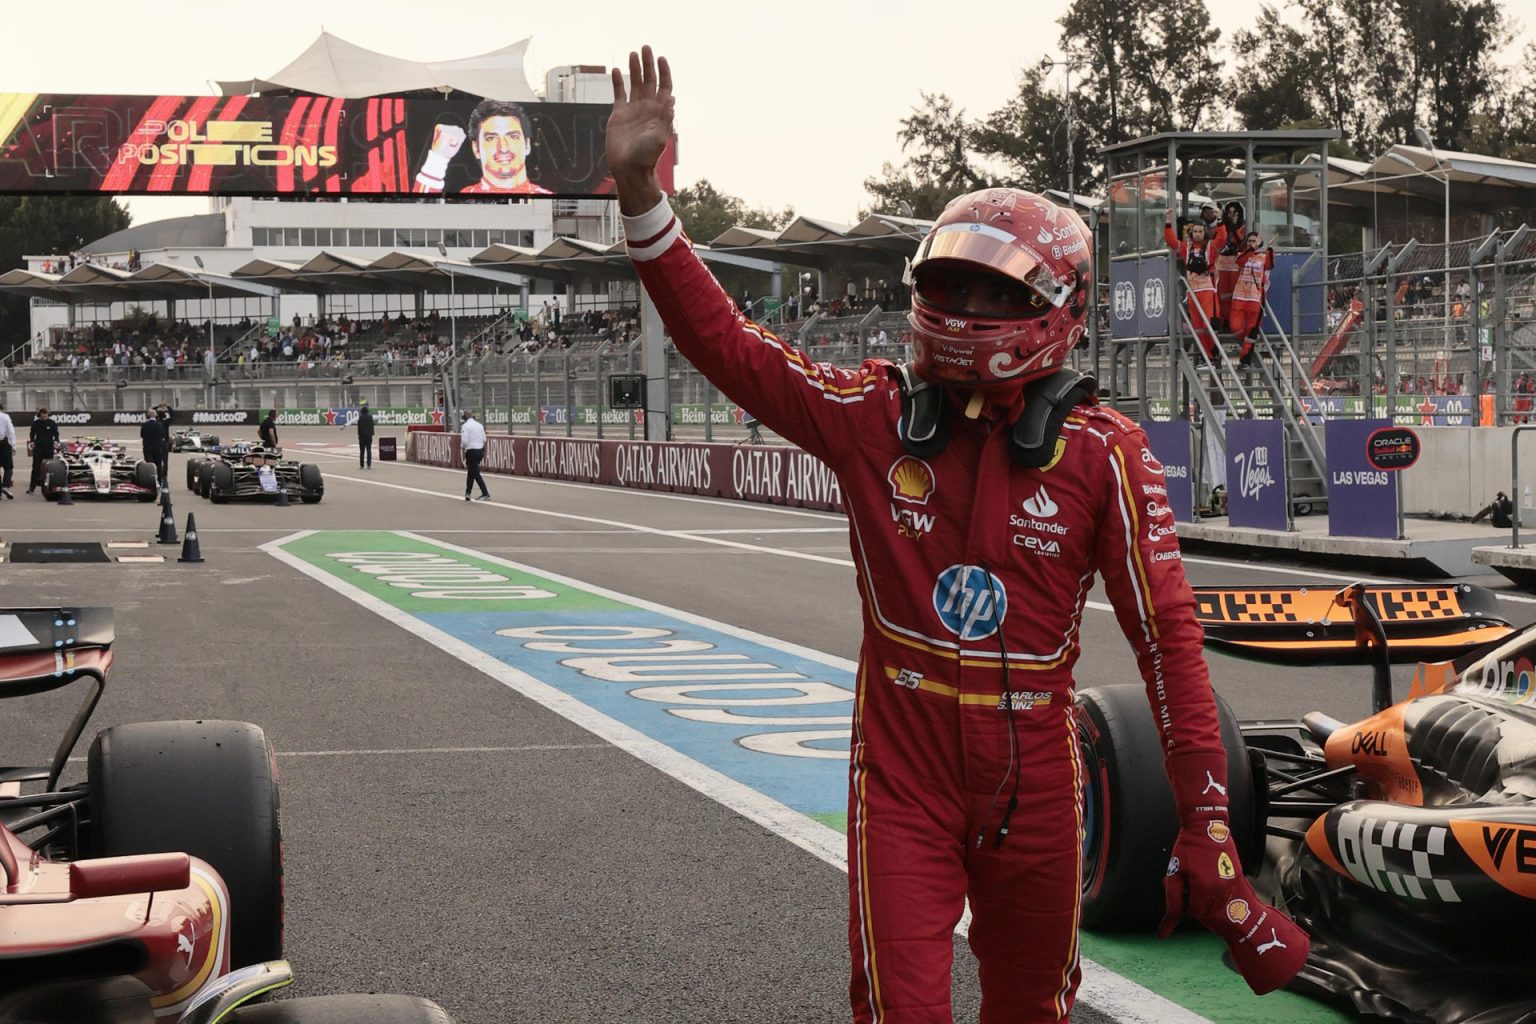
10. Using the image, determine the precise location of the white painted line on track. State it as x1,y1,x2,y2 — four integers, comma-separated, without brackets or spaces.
263,528,1212,1024
324,472,859,567
278,744,611,757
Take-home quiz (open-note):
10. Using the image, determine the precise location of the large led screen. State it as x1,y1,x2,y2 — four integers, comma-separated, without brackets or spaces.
0,93,671,198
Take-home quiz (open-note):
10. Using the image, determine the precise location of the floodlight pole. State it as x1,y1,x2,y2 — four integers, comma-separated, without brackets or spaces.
1042,54,1088,209
1415,128,1453,362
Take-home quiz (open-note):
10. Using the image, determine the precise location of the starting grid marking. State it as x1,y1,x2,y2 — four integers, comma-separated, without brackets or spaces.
264,529,1216,1024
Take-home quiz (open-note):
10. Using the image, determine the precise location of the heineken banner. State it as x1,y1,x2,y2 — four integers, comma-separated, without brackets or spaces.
1225,418,1288,531
412,432,844,513
1326,418,1398,539
1140,419,1194,522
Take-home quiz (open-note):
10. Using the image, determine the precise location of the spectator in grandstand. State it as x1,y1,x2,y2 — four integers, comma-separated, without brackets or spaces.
354,399,375,469
140,409,167,485
607,47,1309,1022
460,409,490,501
1212,200,1248,329
26,408,59,495
1231,231,1276,366
1165,208,1218,358
414,100,552,196
259,409,280,449
1515,373,1533,424
0,401,15,499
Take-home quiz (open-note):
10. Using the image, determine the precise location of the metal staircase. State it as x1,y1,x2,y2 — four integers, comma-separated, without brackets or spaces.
1172,286,1330,519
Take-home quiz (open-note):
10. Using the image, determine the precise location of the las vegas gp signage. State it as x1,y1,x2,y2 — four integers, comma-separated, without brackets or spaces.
412,433,844,512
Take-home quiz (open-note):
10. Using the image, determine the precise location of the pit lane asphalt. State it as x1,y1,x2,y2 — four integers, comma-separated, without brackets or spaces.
3,427,1532,1024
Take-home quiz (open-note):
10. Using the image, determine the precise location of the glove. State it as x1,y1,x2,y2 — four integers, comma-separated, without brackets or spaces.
1159,750,1310,995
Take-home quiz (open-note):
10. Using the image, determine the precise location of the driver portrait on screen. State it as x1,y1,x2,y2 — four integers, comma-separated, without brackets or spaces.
413,99,552,195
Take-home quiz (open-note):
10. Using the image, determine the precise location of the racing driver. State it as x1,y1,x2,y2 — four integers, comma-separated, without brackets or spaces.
608,47,1309,1023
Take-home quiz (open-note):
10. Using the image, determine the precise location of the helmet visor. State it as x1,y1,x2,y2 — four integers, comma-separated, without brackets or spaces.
914,223,1070,314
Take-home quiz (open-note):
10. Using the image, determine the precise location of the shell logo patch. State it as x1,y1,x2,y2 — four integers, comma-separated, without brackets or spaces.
888,456,936,505
1207,821,1231,844
1217,852,1236,880
1226,898,1250,924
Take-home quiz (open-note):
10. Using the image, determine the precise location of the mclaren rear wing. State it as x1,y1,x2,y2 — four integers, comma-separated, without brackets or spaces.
1193,583,1515,666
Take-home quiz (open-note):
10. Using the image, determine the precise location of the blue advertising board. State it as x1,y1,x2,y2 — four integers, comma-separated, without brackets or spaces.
1326,418,1399,539
1226,419,1288,531
1270,251,1324,337
1140,419,1194,522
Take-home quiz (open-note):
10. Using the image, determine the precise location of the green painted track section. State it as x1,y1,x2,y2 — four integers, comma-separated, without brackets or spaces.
287,531,1358,1024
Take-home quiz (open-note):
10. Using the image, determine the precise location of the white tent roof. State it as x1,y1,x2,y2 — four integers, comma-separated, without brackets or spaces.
216,31,537,101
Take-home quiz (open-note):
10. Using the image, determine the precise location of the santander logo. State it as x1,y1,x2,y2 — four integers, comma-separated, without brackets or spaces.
1022,486,1058,519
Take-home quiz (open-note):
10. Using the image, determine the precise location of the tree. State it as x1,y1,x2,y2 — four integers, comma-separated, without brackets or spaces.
670,179,792,304
863,93,988,219
1231,7,1321,131
971,66,1092,196
671,178,791,247
0,196,130,354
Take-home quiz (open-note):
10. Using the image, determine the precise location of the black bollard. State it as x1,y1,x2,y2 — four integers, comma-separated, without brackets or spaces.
275,487,291,507
177,513,204,563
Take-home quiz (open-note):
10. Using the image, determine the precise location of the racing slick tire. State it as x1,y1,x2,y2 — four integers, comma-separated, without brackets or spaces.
134,460,159,500
299,463,323,504
210,461,234,504
43,459,68,501
87,720,283,969
226,995,454,1024
1076,684,1257,931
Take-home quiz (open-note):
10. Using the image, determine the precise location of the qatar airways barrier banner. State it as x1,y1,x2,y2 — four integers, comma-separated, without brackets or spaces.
0,93,676,198
411,432,845,513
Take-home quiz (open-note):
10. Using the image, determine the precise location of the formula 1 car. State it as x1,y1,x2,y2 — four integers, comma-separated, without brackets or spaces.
60,435,127,458
0,607,451,1023
1077,582,1535,1023
171,429,221,453
188,445,322,504
43,443,159,501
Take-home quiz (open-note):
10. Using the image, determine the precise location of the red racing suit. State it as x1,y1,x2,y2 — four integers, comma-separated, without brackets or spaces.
624,197,1226,1024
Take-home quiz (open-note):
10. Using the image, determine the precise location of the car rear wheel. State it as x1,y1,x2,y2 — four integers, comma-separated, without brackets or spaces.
299,463,323,503
44,459,68,501
88,720,283,968
210,461,234,504
134,460,159,500
226,995,453,1024
1076,684,1257,931
187,459,204,493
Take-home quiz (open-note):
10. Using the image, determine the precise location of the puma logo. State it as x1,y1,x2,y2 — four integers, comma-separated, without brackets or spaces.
1255,928,1286,955
177,930,196,966
1203,771,1227,797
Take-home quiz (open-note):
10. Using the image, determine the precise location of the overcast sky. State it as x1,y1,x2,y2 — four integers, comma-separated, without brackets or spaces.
4,0,1531,228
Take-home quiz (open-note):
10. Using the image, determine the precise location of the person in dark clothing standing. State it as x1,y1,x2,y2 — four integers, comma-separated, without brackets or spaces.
355,400,375,468
140,409,168,483
26,408,59,494
258,409,279,449
153,404,172,483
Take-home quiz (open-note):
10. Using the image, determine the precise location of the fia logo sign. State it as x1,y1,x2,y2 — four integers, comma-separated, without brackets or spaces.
1142,277,1167,320
1112,281,1136,321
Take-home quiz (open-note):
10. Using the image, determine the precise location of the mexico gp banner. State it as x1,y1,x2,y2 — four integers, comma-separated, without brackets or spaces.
413,433,845,513
1140,419,1194,522
1225,419,1287,531
0,93,676,198
1326,418,1398,539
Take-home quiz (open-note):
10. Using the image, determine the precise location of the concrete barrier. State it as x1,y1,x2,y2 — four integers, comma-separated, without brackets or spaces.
1399,426,1536,518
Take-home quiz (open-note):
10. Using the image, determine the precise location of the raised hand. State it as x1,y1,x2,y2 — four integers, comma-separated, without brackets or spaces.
607,45,673,214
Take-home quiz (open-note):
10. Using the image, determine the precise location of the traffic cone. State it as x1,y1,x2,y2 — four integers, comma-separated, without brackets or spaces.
177,513,204,563
275,486,291,507
157,493,179,544
57,485,74,506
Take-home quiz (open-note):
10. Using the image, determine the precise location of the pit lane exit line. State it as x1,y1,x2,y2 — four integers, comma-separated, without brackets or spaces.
264,528,1215,1024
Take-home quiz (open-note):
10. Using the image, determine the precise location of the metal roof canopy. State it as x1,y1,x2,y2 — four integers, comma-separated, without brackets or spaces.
1333,144,1536,209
